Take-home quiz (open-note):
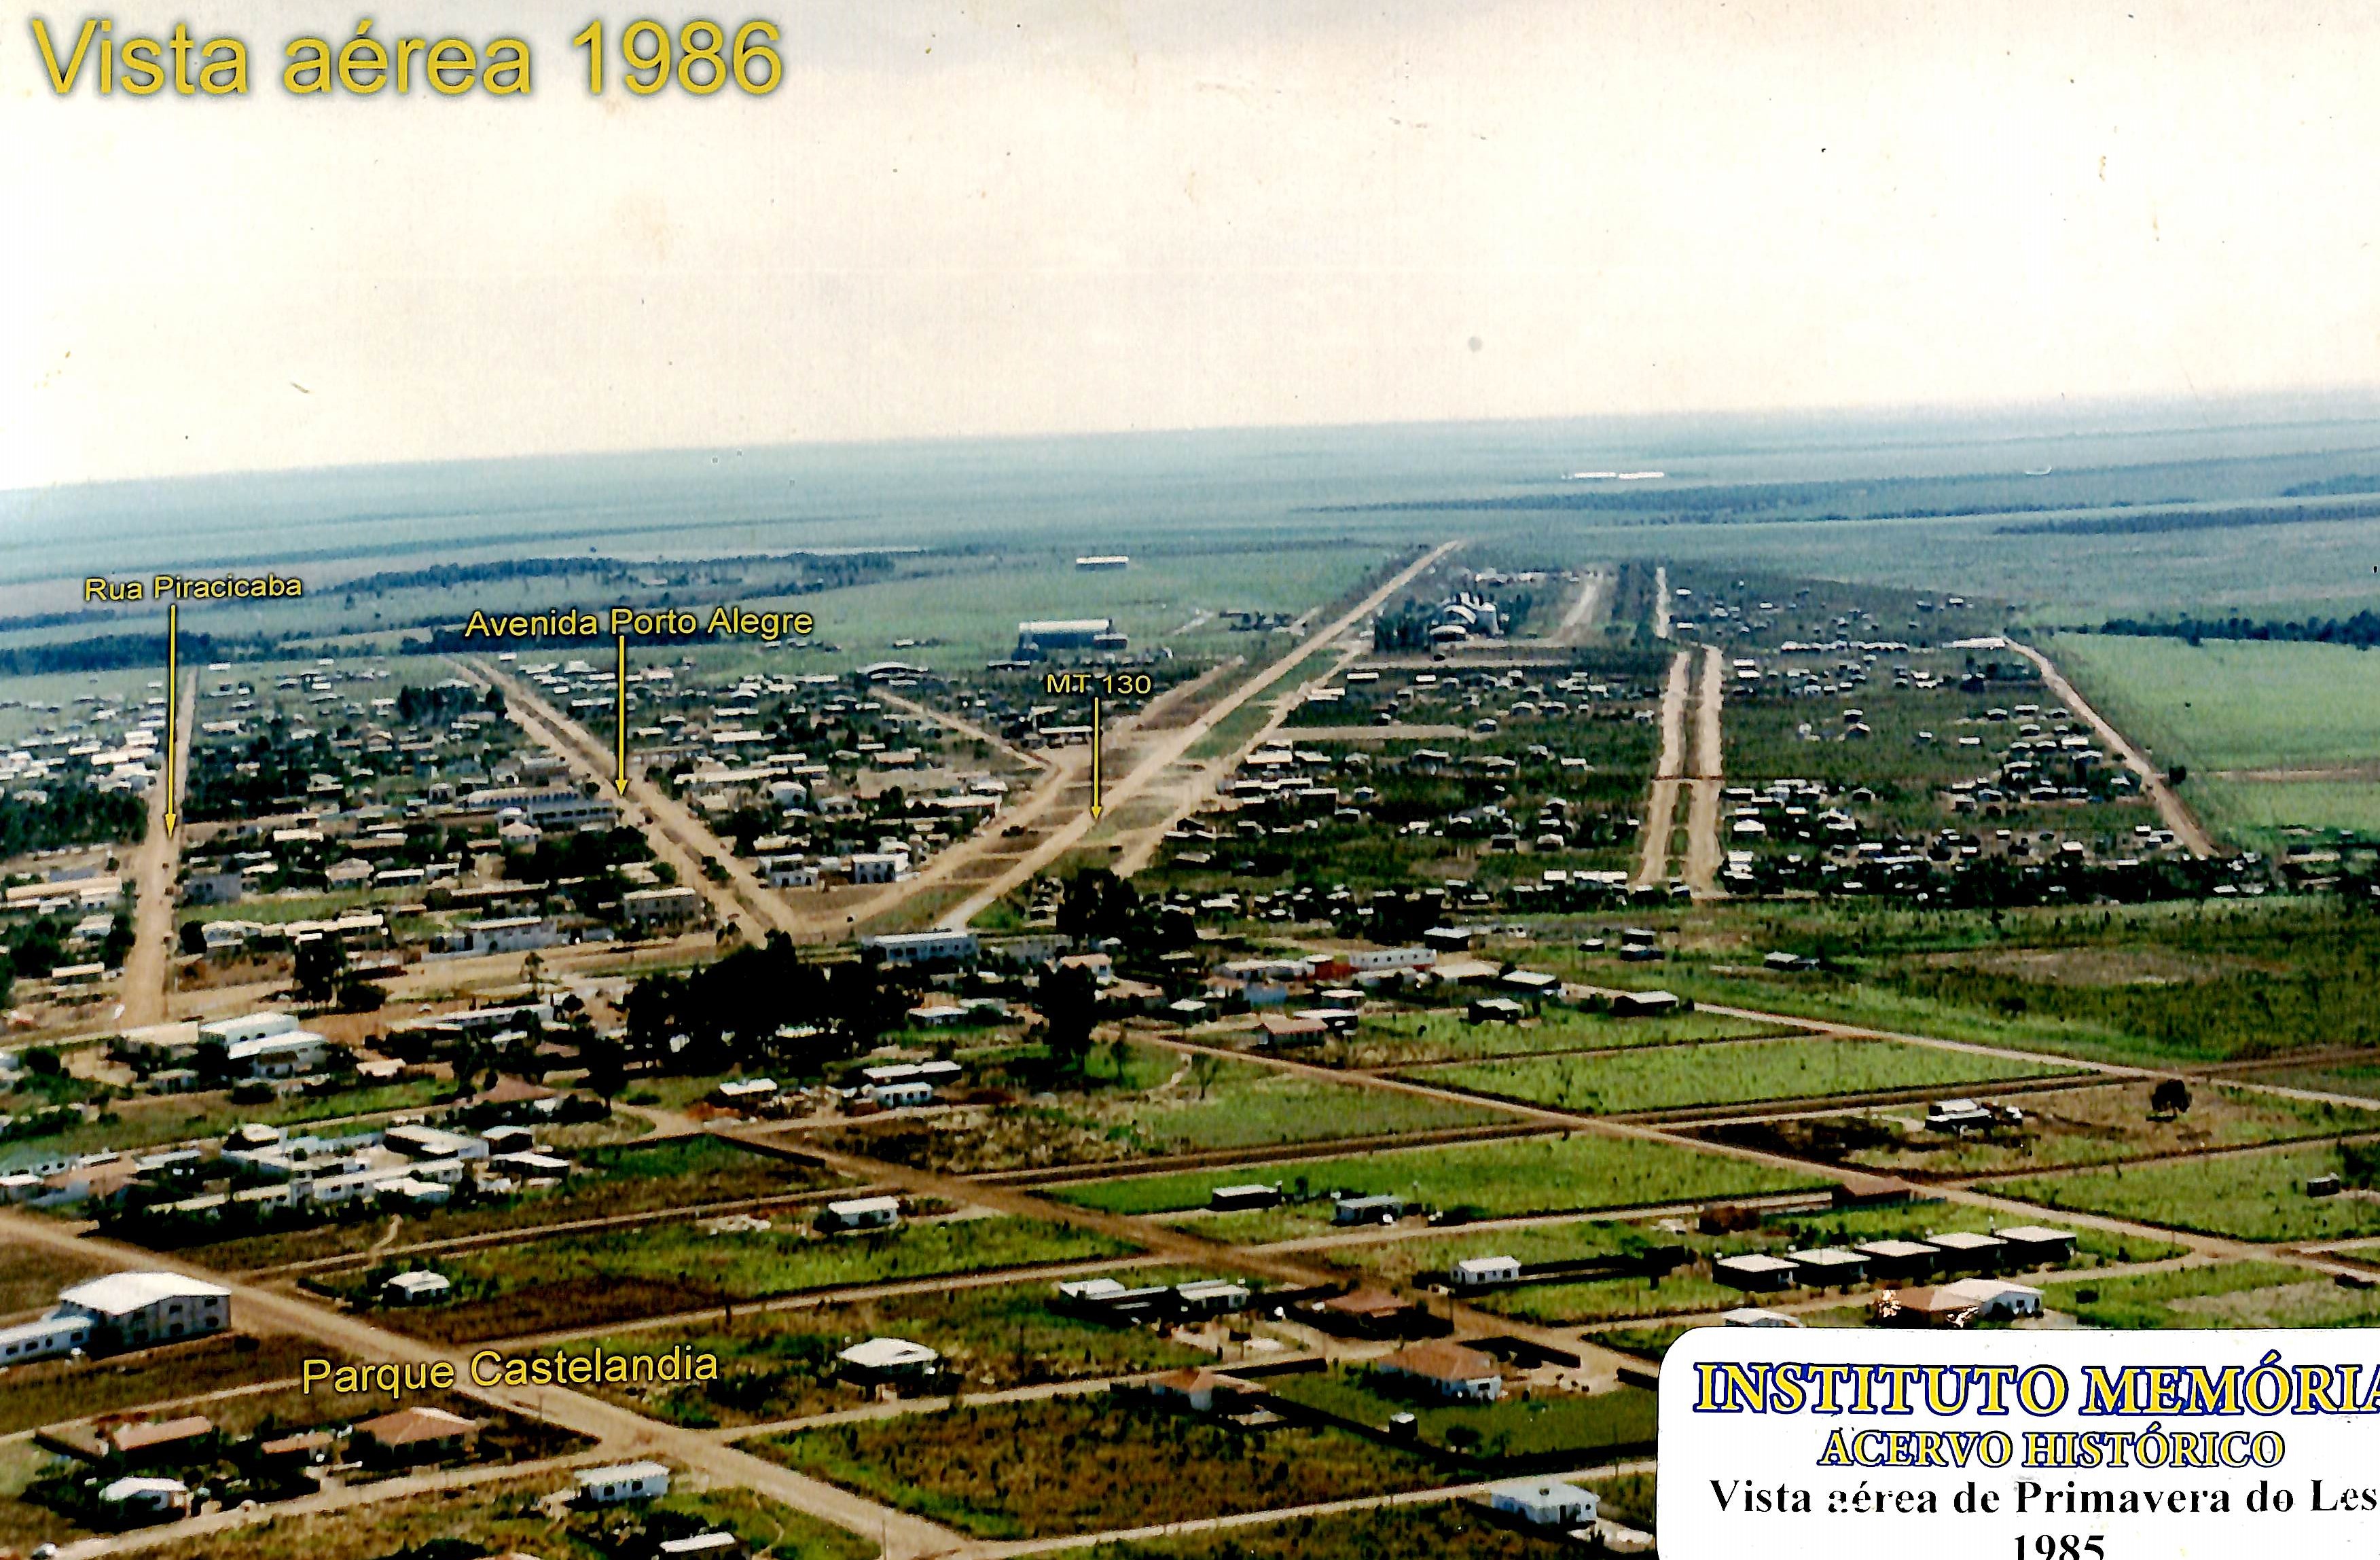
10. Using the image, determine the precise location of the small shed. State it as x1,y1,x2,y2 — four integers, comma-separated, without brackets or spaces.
1996,1225,2079,1267
1209,1183,1281,1212
1782,1248,1869,1287
819,1196,902,1231
835,1337,940,1382
575,1459,672,1505
1451,1255,1523,1288
1714,1253,1801,1292
382,1270,452,1304
1488,1478,1600,1527
1721,1307,1801,1327
1854,1239,1941,1282
1610,989,1680,1017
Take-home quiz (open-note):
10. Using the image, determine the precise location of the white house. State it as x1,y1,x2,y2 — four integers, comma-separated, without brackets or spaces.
56,1272,232,1345
575,1460,672,1504
866,1080,935,1109
836,1337,941,1381
382,1270,453,1303
1451,1255,1522,1288
223,1030,332,1079
1489,1478,1600,1527
1721,1307,1803,1327
820,1195,901,1231
98,1476,192,1522
0,1311,94,1364
1935,1276,2046,1320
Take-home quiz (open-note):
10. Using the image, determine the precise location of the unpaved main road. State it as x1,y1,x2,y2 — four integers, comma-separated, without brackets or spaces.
1682,644,1727,897
120,670,196,1028
2001,637,2216,857
1632,649,1691,886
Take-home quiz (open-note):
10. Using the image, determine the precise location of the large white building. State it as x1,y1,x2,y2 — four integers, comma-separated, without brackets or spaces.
56,1272,232,1346
861,930,979,967
461,786,618,831
0,1311,94,1365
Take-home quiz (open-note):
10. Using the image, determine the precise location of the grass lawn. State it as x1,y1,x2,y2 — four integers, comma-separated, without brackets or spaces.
1334,1006,1801,1069
368,1215,1140,1342
579,1276,1212,1428
1053,1133,1828,1223
170,1135,842,1271
1996,1144,2380,1242
1084,1501,1580,1558
1708,1080,2380,1176
748,1392,1444,1540
1421,1036,2072,1116
1268,1368,1658,1463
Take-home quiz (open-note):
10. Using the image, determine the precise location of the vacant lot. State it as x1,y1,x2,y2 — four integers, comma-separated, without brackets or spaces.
0,1333,336,1437
1269,1369,1657,1463
1056,1133,1827,1224
1088,1502,1580,1559
1997,1144,2380,1243
1104,1045,1509,1151
2236,1061,2380,1105
1337,1006,1800,1069
2036,1260,2380,1329
749,1392,1443,1540
369,1215,1140,1341
1422,1036,2070,1116
1706,1080,2380,1176
581,1276,1212,1428
115,1475,875,1560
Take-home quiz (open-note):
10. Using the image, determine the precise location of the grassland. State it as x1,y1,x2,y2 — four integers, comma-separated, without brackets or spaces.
0,1334,337,1437
1104,1047,1509,1150
1085,1502,1581,1559
1051,1133,1828,1224
1267,1369,1658,1462
1997,1144,2380,1242
368,1215,1140,1341
1707,1080,2380,1176
0,1239,113,1321
2047,634,2380,846
749,1392,1444,1540
1335,1006,1800,1070
1422,1036,2072,1115
579,1276,1211,1428
2038,1260,2380,1329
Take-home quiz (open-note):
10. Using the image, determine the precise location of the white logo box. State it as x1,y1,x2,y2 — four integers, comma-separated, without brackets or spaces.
1659,1327,2380,1558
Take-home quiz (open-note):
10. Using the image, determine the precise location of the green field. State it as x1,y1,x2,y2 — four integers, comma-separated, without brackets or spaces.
2040,1260,2380,1329
1343,1006,1800,1069
2048,634,2380,846
1104,1046,1511,1150
1267,1369,1658,1462
1083,1502,1579,1559
1998,1144,2380,1242
1051,1133,1828,1224
368,1215,1139,1341
1422,1036,2072,1115
748,1392,1443,1540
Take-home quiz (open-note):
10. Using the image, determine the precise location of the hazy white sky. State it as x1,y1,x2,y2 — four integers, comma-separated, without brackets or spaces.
6,0,2379,487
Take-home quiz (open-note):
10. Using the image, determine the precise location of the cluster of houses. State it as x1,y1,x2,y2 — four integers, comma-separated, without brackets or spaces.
1,683,168,798
1704,1220,2079,1327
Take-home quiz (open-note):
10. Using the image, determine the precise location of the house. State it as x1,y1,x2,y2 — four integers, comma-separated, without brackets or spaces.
1258,1013,1329,1047
1313,1287,1424,1337
861,930,979,967
109,1415,215,1463
1173,1279,1252,1317
1935,1277,2045,1320
1610,989,1680,1017
1451,1255,1522,1288
1714,1253,1801,1292
355,1405,480,1464
224,1029,333,1079
1148,1367,1234,1412
866,1080,936,1108
1925,1231,2008,1272
657,1534,746,1560
1996,1225,2079,1267
57,1272,232,1347
1332,1193,1411,1225
97,1475,191,1523
575,1459,672,1504
837,1337,941,1383
1464,997,1527,1024
818,1196,901,1231
1722,1307,1802,1327
1782,1248,1869,1287
1208,1183,1281,1212
0,1311,94,1364
1375,1340,1504,1401
1488,1477,1600,1527
1854,1239,1941,1282
382,1270,452,1304
619,886,702,927
1926,1098,1998,1133
1833,1174,1916,1209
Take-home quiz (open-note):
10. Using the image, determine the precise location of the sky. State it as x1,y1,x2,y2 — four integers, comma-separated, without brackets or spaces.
6,0,2380,488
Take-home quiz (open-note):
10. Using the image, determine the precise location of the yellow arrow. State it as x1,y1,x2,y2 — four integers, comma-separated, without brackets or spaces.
1089,696,1104,818
164,604,179,833
615,635,629,792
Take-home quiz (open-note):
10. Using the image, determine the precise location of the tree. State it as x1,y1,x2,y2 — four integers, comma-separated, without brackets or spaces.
178,921,209,957
293,935,347,1006
579,1030,628,1106
1039,963,1099,1075
2150,1078,2191,1119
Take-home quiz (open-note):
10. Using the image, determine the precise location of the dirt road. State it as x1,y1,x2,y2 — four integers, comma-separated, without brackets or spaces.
1631,650,1691,886
2001,638,2217,856
1551,567,1614,646
118,671,196,1028
1682,644,1727,898
945,542,1464,923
